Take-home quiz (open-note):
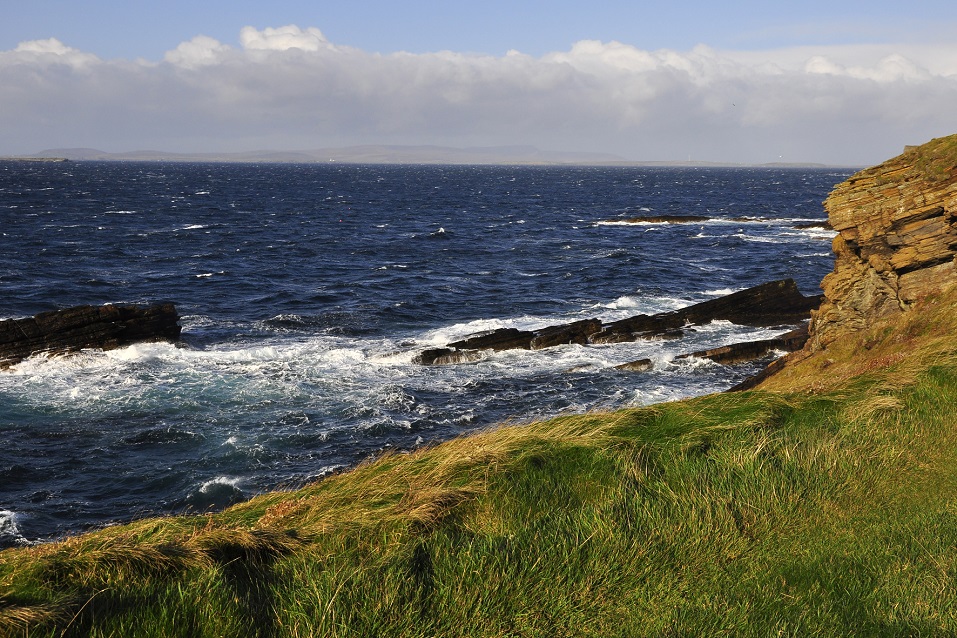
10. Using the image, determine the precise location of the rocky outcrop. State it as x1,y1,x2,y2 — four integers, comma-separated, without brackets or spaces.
413,319,603,365
590,279,819,344
415,279,819,365
0,303,181,368
809,135,957,349
677,326,809,365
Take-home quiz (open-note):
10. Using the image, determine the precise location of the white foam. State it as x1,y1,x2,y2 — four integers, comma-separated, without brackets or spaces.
199,476,242,494
594,294,689,320
0,510,19,535
0,510,28,545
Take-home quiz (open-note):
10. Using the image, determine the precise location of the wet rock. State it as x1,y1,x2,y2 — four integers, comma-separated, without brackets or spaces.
530,319,602,349
590,279,820,344
613,215,711,224
447,327,535,352
0,303,181,369
415,280,818,365
676,326,809,365
614,358,653,372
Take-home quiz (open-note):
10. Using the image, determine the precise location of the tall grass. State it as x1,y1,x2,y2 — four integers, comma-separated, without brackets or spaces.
5,289,957,636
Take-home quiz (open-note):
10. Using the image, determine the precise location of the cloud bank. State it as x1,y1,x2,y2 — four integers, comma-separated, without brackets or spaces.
2,25,956,164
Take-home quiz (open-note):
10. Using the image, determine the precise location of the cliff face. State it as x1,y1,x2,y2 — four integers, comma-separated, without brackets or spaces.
809,135,957,349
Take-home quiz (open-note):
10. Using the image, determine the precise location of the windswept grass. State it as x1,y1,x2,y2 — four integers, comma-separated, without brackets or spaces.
5,289,957,636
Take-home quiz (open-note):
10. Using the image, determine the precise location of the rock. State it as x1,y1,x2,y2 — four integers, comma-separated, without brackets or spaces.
809,134,957,349
614,358,653,372
418,320,603,365
413,348,457,366
612,215,711,224
529,319,602,349
727,354,795,392
0,303,181,369
447,328,535,352
793,221,834,230
589,279,820,344
676,326,809,365
415,281,819,365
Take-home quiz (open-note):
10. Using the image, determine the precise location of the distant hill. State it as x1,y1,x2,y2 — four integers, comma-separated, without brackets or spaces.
18,145,832,167
25,145,626,165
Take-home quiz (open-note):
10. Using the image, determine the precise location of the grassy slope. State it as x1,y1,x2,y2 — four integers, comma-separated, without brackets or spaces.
3,287,957,637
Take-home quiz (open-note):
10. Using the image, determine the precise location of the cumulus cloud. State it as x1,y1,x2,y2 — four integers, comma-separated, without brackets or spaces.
164,35,232,68
239,25,332,52
1,26,956,164
8,37,99,67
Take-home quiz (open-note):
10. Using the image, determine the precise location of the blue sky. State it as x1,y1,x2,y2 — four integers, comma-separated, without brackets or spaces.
4,1,954,59
2,1,956,163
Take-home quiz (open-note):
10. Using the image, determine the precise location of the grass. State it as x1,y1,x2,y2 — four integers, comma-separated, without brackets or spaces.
4,288,957,636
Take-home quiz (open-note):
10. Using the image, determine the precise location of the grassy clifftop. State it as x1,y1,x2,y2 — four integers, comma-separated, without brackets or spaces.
4,280,957,636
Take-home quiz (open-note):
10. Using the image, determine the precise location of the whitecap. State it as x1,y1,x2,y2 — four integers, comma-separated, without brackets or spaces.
0,510,29,547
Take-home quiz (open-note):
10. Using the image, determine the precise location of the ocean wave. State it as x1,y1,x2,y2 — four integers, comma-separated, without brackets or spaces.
0,510,30,547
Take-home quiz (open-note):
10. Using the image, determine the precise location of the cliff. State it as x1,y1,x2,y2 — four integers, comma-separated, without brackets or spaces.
809,134,957,349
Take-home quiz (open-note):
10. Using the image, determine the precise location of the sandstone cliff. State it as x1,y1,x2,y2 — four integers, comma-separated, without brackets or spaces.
809,135,957,349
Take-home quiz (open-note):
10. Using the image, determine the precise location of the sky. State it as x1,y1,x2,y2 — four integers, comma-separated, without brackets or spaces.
2,1,957,165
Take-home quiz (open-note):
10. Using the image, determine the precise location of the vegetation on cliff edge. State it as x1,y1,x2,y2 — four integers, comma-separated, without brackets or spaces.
4,286,957,636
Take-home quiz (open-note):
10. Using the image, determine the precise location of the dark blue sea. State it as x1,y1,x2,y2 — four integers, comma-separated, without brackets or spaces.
0,161,853,545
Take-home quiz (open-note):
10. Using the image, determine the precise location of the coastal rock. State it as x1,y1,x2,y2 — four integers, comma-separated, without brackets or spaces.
0,303,181,369
415,280,818,365
614,358,654,372
417,320,603,366
589,279,820,344
529,319,602,349
447,327,535,352
809,134,957,349
612,215,711,224
677,326,809,365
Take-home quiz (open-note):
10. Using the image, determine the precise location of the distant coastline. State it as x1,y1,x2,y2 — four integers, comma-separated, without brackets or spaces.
3,145,839,168
1,157,69,163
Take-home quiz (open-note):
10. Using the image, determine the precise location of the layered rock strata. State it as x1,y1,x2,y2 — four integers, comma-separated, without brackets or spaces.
809,134,957,349
0,303,181,368
415,279,819,365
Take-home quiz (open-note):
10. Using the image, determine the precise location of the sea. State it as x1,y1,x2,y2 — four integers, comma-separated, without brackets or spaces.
0,161,854,546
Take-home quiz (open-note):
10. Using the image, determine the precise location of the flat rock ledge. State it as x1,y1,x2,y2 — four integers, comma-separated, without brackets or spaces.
415,279,819,366
0,303,181,369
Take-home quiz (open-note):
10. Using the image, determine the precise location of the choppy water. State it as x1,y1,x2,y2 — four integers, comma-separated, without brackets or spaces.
0,161,852,545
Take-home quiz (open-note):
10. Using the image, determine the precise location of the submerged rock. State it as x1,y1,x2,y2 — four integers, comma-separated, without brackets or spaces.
0,303,181,369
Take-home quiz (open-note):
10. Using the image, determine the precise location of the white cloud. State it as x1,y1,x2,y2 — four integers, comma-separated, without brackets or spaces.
239,25,332,52
1,27,956,165
8,37,99,67
164,35,232,69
